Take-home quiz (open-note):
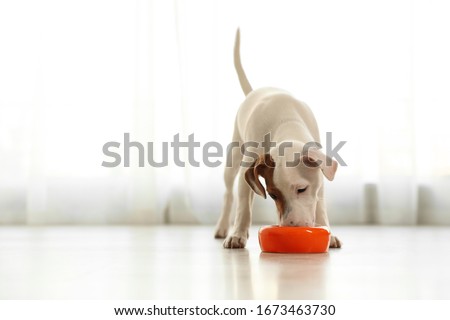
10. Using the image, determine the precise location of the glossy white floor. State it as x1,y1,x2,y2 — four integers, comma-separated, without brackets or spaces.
0,226,449,299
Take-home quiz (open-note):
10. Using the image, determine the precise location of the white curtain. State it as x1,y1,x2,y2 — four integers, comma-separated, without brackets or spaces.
1,0,449,225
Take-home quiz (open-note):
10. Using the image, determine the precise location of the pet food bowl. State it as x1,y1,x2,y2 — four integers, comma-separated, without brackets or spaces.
258,225,331,253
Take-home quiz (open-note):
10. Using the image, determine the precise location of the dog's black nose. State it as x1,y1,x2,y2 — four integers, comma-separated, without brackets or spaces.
282,219,314,227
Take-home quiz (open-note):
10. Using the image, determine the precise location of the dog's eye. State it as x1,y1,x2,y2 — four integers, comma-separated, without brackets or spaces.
297,187,307,194
268,193,277,200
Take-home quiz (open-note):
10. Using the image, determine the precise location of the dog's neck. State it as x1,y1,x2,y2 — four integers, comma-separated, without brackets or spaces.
271,119,318,145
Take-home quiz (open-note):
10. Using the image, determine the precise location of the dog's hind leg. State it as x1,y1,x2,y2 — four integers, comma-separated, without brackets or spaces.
214,126,242,239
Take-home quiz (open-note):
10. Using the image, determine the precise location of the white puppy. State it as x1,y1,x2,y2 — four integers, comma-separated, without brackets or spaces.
215,30,342,249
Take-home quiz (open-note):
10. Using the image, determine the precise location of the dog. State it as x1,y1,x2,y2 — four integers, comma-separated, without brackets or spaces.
214,29,342,249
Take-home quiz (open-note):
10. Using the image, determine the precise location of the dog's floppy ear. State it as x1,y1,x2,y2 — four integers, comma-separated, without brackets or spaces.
302,149,338,181
244,154,274,198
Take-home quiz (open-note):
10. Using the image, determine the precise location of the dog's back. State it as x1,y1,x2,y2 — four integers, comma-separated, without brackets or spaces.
233,30,320,144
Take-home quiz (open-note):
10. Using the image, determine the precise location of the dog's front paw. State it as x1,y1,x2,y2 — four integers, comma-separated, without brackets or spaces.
214,225,228,239
223,232,248,249
329,235,342,248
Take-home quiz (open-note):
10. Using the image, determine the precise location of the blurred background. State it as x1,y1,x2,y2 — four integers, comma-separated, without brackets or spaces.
1,0,449,226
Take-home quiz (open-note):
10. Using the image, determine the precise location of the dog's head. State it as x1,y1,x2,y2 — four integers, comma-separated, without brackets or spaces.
244,143,337,227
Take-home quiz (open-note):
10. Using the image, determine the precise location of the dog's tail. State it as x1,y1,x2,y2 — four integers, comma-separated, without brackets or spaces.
234,29,253,96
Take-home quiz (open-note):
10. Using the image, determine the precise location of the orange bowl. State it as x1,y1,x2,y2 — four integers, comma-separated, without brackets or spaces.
258,226,331,253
